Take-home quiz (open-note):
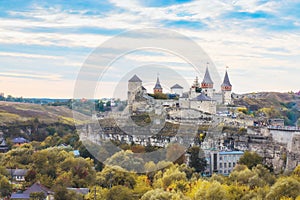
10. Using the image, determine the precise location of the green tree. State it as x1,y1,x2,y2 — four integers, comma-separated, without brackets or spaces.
53,185,74,200
141,189,189,200
86,186,108,200
105,150,145,172
266,177,300,200
153,165,187,190
106,186,134,200
229,167,256,186
25,169,37,183
29,192,46,200
188,146,207,173
226,184,249,200
0,175,12,197
96,166,136,189
252,164,275,186
195,181,227,200
238,151,263,169
60,157,96,188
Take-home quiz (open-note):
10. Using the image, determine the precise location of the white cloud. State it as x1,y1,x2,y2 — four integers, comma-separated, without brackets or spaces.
0,72,63,81
0,52,60,59
0,0,299,97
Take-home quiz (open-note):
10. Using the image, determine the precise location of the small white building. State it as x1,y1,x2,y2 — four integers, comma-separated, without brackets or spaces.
205,150,244,176
171,84,184,97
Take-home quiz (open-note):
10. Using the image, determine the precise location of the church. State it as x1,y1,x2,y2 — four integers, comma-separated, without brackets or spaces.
127,67,233,115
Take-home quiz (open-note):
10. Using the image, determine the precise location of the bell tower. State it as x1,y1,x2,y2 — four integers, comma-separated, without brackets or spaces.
128,74,142,105
221,68,232,105
201,66,214,98
153,74,163,94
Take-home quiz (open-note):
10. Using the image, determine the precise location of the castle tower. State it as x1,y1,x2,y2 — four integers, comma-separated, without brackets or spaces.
128,74,142,105
153,75,163,94
201,67,214,98
221,70,232,105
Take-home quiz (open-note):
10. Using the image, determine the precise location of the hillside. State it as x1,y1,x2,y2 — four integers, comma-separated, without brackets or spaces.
0,101,88,126
233,92,300,125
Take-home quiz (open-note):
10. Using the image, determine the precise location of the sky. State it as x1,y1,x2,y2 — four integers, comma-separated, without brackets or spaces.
0,0,300,98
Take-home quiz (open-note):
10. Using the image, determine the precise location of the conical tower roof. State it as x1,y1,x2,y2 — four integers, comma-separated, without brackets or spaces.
129,74,142,82
171,84,183,89
154,76,162,89
221,70,232,87
201,67,214,85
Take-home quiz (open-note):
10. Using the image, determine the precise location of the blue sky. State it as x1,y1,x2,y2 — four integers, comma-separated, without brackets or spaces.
0,0,300,98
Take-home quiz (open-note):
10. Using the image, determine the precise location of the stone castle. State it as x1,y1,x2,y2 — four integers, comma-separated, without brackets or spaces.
127,67,232,115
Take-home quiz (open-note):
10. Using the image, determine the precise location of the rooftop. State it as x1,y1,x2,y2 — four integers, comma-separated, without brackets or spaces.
219,151,244,155
171,84,183,89
191,93,213,101
128,74,142,82
221,70,232,87
154,77,162,89
201,67,214,85
12,137,28,144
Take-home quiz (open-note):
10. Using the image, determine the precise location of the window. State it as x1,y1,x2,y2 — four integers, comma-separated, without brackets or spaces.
219,156,222,161
229,163,231,168
219,163,223,168
233,162,236,167
224,163,227,168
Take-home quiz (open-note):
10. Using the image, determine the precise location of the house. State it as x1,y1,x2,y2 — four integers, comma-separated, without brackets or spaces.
12,137,28,146
10,182,54,200
0,134,8,153
269,118,285,127
6,169,28,182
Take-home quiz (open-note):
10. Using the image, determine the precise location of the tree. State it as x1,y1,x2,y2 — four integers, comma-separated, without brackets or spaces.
238,151,263,169
252,164,275,186
229,167,255,186
105,150,145,172
132,175,152,198
53,185,73,200
86,186,108,200
0,175,12,197
106,186,134,200
153,165,187,190
195,180,228,200
25,169,37,183
96,166,136,189
266,177,300,200
141,189,189,200
226,184,249,200
293,164,300,178
188,146,207,173
29,192,46,200
60,157,96,188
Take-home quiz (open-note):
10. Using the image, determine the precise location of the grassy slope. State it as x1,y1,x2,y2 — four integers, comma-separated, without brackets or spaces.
0,101,88,126
234,92,300,125
234,92,300,109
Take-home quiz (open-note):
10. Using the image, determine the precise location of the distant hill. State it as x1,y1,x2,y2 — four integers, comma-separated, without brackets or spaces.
0,101,88,126
233,92,300,126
